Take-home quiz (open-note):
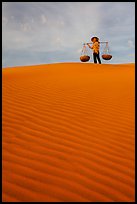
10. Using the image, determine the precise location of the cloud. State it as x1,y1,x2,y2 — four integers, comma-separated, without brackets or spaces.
128,40,134,48
2,16,8,25
129,53,135,57
77,48,82,54
41,14,47,24
2,2,135,67
21,22,32,32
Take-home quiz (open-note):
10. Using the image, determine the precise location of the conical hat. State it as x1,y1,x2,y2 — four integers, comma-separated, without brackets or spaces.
91,37,99,42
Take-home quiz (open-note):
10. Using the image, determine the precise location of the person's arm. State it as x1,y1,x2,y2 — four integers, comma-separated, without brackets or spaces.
87,43,93,49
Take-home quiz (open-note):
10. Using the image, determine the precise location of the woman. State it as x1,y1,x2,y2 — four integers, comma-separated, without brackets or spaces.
87,37,101,64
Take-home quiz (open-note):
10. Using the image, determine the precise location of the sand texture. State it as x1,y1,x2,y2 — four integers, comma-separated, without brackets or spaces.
2,63,135,202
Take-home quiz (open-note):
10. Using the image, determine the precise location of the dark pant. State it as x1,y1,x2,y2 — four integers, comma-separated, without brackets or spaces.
93,52,101,64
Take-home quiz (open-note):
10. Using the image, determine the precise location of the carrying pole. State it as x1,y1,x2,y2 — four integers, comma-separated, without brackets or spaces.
83,41,108,45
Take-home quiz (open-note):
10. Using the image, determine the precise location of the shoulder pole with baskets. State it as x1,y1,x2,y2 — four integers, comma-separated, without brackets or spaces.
80,41,112,62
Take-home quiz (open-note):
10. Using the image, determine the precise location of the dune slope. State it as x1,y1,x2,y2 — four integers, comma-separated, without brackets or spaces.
2,63,135,202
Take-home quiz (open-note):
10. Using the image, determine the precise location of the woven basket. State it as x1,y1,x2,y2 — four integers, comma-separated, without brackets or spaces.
102,54,112,60
80,55,90,62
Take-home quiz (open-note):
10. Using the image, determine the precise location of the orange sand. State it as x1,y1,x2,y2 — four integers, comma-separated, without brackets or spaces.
2,63,135,202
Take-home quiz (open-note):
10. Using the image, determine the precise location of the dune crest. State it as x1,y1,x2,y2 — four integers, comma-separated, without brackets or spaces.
2,63,135,202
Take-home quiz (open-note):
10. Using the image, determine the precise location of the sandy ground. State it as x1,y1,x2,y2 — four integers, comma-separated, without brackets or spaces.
2,62,135,202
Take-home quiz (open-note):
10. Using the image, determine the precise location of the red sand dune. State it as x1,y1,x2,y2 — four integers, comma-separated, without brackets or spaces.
2,63,135,202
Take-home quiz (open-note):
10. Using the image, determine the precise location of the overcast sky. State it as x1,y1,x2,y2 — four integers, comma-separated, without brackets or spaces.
2,2,135,67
